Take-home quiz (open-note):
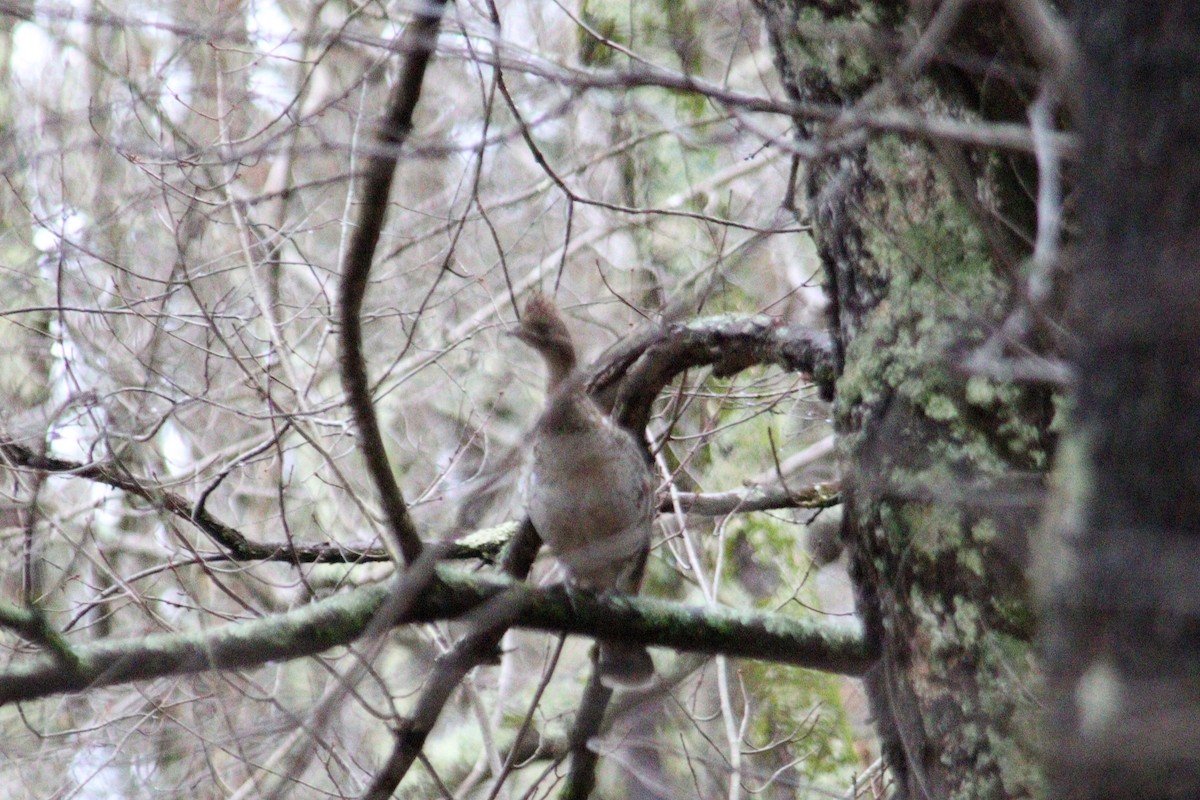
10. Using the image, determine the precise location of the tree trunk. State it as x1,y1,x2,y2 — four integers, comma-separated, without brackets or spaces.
752,2,1057,796
1044,3,1200,798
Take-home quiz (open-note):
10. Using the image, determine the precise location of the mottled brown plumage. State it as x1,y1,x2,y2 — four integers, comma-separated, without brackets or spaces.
512,295,655,688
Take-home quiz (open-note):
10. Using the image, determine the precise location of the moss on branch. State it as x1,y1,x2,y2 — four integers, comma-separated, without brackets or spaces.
0,566,873,705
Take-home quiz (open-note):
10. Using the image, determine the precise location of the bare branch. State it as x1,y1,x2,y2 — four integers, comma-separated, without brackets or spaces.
0,438,512,564
0,438,835,580
434,46,1078,157
667,480,840,516
337,0,448,565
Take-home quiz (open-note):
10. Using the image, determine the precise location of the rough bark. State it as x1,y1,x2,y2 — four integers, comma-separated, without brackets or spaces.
752,1,1058,797
1044,3,1200,798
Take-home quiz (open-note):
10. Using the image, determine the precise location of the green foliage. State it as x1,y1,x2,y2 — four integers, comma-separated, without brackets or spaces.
740,659,861,782
578,4,623,67
577,0,703,73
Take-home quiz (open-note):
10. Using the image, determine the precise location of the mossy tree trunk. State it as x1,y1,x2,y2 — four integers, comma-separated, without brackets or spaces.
752,2,1059,797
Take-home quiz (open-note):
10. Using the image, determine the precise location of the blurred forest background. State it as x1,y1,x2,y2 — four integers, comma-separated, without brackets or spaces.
1,0,1196,798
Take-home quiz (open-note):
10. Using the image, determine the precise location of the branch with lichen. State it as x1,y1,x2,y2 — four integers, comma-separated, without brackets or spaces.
0,565,872,706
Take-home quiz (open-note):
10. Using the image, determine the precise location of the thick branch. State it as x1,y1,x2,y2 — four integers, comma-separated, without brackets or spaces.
596,316,835,433
0,565,872,705
336,0,447,565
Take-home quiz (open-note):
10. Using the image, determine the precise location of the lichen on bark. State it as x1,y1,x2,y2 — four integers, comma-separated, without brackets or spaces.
835,139,1051,799
750,2,1058,797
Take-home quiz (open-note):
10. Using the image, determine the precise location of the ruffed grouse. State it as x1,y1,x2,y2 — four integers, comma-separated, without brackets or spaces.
512,295,655,688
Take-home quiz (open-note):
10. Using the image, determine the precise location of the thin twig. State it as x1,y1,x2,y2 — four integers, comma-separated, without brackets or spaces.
434,46,1077,158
